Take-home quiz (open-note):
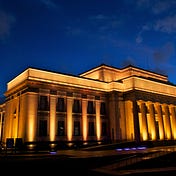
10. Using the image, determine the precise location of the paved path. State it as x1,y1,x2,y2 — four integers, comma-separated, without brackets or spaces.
1,145,176,175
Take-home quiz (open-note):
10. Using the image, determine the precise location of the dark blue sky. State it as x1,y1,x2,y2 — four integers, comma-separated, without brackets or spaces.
1,0,176,97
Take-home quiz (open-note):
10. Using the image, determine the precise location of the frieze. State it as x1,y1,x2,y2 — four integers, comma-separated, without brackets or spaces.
50,90,57,95
124,90,176,105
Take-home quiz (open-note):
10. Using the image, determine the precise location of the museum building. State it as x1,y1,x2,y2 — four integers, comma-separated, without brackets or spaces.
1,64,176,150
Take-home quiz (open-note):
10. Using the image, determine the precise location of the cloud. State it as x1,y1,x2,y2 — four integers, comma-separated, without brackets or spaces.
40,0,57,9
136,24,150,44
153,42,175,63
121,56,136,67
136,35,143,44
136,0,150,8
89,14,121,33
135,0,176,15
151,42,175,75
154,15,176,33
132,0,176,37
0,11,15,40
65,26,85,36
89,14,108,21
152,1,174,14
136,14,176,44
151,67,167,75
151,62,176,77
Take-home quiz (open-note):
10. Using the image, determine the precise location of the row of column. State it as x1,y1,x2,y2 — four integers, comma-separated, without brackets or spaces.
49,96,102,142
138,101,176,141
3,93,104,145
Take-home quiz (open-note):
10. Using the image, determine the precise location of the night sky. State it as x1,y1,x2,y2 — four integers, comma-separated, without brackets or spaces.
1,0,176,98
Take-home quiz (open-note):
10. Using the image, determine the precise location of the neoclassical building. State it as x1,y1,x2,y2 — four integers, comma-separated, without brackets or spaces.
1,64,176,150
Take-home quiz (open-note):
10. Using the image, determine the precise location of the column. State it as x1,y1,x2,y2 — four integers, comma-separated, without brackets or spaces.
139,101,148,141
3,101,12,139
169,106,176,139
132,100,140,143
155,103,165,140
125,100,134,140
26,93,38,142
163,105,172,139
147,102,156,140
95,100,101,141
108,92,118,142
67,97,73,141
169,105,176,139
49,95,56,142
12,97,18,139
82,99,87,142
26,93,38,150
119,96,126,140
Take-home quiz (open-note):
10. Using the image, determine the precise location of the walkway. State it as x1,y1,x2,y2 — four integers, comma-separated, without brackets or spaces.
92,145,176,175
1,144,176,175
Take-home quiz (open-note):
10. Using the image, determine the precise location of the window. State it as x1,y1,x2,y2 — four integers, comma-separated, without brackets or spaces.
58,121,65,136
100,102,106,115
88,122,95,136
87,101,95,114
39,96,49,111
101,122,107,136
57,98,65,112
74,121,80,136
73,99,81,113
39,120,47,136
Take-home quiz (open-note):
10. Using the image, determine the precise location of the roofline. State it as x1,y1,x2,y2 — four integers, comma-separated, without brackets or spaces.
122,64,168,78
79,63,168,78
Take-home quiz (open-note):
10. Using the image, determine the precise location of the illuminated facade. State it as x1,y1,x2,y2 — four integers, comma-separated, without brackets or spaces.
1,64,176,149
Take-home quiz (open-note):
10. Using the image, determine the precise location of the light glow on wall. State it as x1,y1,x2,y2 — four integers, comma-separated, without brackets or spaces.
96,101,101,141
28,114,35,141
148,103,156,140
170,106,176,139
82,100,87,141
125,100,134,140
12,116,17,138
138,101,148,141
50,96,56,141
27,94,37,142
67,98,73,141
155,104,164,140
162,105,171,140
4,64,176,147
138,113,148,141
163,114,171,140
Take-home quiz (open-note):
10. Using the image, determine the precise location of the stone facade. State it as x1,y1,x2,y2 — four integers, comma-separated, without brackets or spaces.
1,64,176,150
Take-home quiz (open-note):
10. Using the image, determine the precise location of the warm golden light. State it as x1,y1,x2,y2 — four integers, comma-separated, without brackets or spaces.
3,64,176,148
28,144,36,150
147,103,156,140
96,101,101,140
67,98,73,141
50,96,56,141
155,104,164,140
82,100,87,141
27,94,37,142
138,101,148,141
170,106,176,139
162,105,171,140
138,113,148,141
125,100,134,140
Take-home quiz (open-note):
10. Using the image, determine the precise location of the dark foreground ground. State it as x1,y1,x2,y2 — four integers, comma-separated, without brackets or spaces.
1,142,176,176
0,151,176,176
